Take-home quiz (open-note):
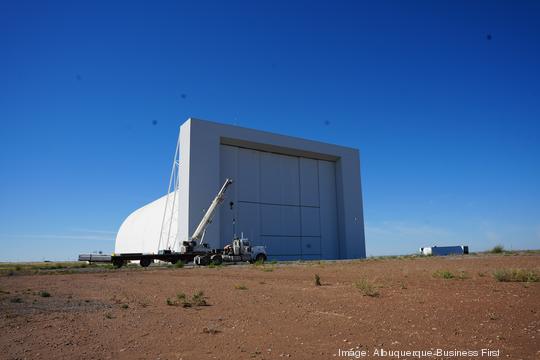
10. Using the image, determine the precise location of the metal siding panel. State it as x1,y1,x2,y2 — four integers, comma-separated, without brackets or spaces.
281,206,301,236
302,254,322,260
237,202,260,244
300,157,319,207
301,237,321,255
259,152,281,204
260,236,302,256
280,155,300,205
261,204,300,237
318,160,339,259
237,148,259,202
260,204,281,236
301,207,320,237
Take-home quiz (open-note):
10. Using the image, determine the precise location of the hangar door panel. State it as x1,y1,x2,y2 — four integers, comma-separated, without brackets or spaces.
220,144,338,259
237,148,259,202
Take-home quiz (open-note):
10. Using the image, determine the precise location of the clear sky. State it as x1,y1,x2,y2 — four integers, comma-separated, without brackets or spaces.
1,0,539,261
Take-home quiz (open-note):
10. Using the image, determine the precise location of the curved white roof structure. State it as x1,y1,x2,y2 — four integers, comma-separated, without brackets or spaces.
115,191,179,254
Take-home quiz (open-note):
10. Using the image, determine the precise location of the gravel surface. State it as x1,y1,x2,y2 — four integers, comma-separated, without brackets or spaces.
1,254,539,359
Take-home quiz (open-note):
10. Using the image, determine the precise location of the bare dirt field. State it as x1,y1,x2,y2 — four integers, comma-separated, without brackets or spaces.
1,254,539,360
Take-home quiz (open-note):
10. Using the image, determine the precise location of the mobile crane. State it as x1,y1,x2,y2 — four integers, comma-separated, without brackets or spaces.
79,178,267,267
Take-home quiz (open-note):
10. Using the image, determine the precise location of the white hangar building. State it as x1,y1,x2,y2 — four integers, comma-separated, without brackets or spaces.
116,118,366,260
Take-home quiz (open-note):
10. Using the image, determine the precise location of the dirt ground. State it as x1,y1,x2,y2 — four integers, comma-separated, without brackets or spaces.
1,254,539,360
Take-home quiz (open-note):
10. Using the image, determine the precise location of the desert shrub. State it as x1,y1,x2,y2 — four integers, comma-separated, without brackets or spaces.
191,291,207,306
39,291,51,297
491,245,504,254
202,326,220,334
493,268,539,282
314,274,321,286
234,284,248,290
121,304,129,309
433,270,455,279
10,297,23,303
169,291,208,307
177,292,192,307
166,298,177,306
355,279,379,297
174,261,184,268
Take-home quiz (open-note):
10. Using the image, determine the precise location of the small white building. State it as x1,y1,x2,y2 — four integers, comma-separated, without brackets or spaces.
115,118,366,260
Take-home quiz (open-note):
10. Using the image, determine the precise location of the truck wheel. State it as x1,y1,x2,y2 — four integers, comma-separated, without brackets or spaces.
210,254,223,265
140,258,152,267
194,255,210,266
255,254,267,263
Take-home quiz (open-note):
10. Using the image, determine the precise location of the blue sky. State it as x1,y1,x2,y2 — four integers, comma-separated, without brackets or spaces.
1,0,539,261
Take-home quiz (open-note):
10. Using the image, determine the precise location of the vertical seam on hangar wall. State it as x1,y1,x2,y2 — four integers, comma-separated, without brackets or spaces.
334,159,341,259
257,149,262,245
298,157,303,256
317,159,322,259
234,145,239,243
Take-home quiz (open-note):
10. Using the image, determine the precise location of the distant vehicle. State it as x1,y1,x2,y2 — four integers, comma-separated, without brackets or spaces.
419,245,469,256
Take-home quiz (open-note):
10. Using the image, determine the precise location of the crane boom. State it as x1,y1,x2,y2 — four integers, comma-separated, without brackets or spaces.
190,178,233,244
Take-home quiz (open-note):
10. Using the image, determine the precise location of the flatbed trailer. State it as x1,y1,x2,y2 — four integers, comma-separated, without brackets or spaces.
79,250,217,268
79,240,267,268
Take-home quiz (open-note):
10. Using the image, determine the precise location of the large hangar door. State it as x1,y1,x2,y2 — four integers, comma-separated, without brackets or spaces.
219,144,339,260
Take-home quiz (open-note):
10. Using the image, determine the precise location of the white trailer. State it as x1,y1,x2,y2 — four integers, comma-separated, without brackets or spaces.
419,245,469,256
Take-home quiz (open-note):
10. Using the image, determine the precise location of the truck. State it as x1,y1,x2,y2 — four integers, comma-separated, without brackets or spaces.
79,178,267,268
419,245,469,256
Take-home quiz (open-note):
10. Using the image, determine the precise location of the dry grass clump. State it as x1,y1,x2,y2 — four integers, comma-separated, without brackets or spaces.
355,279,379,297
433,270,469,280
433,270,455,279
493,268,539,282
167,290,209,307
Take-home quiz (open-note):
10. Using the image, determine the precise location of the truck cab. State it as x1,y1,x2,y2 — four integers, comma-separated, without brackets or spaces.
223,236,267,263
